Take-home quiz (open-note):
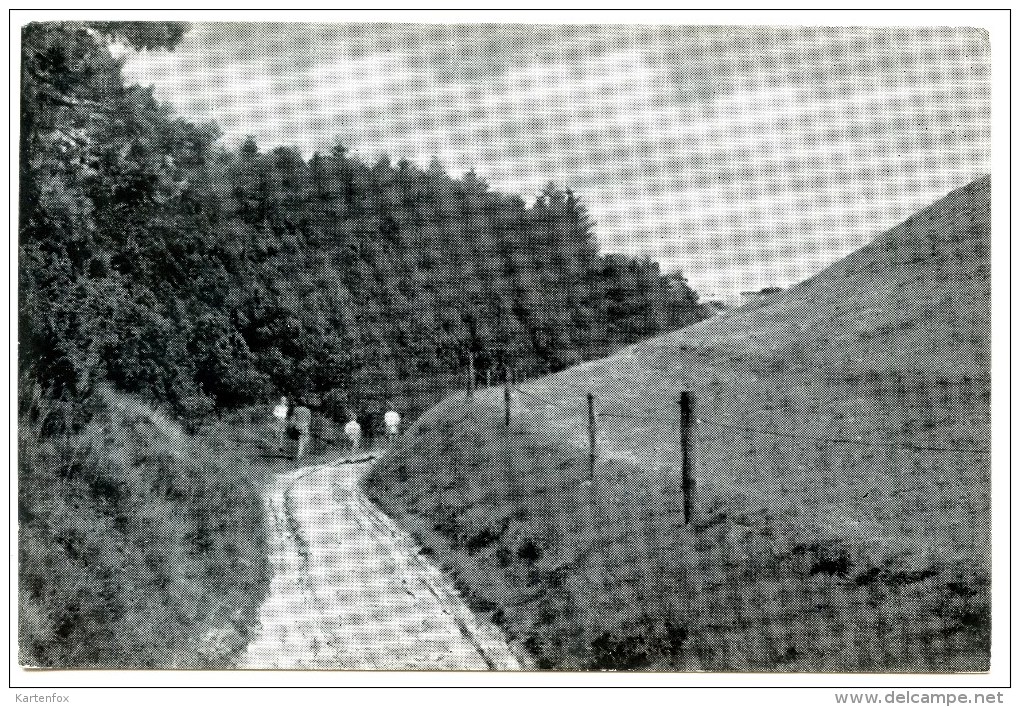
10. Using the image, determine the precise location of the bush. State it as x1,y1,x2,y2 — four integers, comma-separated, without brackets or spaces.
18,384,271,668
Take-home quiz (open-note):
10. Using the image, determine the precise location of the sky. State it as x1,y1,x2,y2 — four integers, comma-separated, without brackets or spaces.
120,23,990,302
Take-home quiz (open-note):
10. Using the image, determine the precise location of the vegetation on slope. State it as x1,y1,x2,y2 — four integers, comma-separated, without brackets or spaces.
18,386,272,667
366,177,991,671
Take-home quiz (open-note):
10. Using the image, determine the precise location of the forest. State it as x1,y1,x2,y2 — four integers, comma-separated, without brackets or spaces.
20,21,707,425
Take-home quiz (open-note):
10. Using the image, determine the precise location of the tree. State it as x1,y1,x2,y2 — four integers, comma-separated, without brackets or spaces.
20,22,200,404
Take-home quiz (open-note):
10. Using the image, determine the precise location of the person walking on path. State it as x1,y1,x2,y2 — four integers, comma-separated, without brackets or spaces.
384,407,401,445
344,414,362,454
291,401,312,460
272,396,290,451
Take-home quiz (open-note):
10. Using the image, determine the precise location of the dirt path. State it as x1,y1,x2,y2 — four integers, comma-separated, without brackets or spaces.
239,459,524,670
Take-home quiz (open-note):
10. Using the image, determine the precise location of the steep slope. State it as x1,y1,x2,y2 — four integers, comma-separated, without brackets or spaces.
366,176,991,672
655,173,989,380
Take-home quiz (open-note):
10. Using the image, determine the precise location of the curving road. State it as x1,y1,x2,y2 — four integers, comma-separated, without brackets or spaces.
240,460,524,670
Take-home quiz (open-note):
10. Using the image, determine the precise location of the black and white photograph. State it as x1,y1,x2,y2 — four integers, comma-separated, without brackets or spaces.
13,11,1000,686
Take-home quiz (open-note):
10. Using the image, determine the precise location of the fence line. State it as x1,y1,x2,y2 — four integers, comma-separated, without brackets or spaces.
695,414,991,455
453,366,988,668
502,384,990,456
511,385,578,411
462,374,992,525
598,411,666,421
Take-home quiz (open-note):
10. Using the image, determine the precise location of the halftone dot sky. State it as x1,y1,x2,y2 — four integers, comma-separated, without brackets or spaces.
120,23,990,302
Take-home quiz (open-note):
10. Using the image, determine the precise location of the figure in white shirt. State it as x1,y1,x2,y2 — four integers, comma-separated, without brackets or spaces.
384,408,401,444
344,414,362,454
272,396,289,451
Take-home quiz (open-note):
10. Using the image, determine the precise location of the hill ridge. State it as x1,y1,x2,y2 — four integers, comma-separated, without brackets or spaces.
625,174,990,383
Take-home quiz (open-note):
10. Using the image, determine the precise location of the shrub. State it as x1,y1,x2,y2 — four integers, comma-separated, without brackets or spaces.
18,384,271,668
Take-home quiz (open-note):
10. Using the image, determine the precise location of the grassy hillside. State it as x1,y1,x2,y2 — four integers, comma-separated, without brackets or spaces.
18,387,280,668
365,176,991,671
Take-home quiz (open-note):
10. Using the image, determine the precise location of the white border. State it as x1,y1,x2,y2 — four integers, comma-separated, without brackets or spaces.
6,6,1012,698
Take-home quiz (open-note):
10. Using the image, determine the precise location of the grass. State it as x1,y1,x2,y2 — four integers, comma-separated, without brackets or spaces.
17,386,307,668
365,176,991,671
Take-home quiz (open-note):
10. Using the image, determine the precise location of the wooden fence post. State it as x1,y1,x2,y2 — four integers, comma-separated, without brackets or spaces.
587,392,597,481
680,391,695,524
467,352,475,399
504,368,512,426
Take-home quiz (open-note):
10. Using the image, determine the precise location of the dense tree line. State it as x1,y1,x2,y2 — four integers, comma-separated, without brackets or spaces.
20,21,707,421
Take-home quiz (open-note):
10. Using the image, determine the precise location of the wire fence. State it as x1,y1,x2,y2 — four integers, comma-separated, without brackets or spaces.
497,373,992,547
451,369,991,670
454,370,995,530
694,415,991,456
506,384,991,456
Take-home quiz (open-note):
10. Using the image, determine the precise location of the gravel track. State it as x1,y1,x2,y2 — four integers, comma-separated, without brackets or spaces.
240,460,523,670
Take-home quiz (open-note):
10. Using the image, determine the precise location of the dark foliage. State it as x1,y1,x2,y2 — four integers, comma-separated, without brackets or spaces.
18,382,271,668
19,22,708,426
